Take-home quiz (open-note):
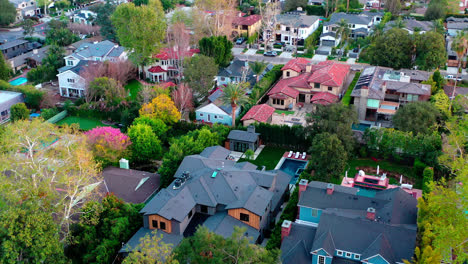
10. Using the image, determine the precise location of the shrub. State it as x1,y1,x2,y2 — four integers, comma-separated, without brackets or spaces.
413,159,427,177
0,80,45,109
10,103,29,122
342,72,360,106
127,123,163,163
85,127,131,167
359,146,368,158
422,167,433,194
244,149,254,160
41,108,59,120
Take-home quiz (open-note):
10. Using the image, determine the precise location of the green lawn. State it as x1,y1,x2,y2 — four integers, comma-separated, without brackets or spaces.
275,110,295,115
238,146,287,170
125,79,143,100
57,116,110,131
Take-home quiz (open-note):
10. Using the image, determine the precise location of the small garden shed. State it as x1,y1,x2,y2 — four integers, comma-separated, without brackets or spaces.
227,126,260,152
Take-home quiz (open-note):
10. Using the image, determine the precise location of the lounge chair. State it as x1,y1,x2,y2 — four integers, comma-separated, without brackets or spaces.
302,152,306,159
295,152,300,159
288,151,293,158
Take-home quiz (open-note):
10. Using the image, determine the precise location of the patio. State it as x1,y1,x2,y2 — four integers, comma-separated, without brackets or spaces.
270,104,312,127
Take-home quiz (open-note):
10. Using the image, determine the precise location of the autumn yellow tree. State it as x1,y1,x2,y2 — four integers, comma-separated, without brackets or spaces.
139,94,181,124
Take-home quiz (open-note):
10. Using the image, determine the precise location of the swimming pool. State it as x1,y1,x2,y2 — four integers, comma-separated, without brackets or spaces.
279,158,308,184
352,123,371,132
9,77,28,86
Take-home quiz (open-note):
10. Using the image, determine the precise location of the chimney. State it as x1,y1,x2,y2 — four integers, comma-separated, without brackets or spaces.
367,207,376,221
93,41,99,44
119,158,129,169
326,183,334,195
33,49,38,54
281,220,292,241
298,179,308,198
247,125,255,133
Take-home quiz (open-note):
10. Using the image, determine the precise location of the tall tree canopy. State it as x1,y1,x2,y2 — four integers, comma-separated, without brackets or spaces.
308,132,347,182
91,1,117,41
111,0,166,66
139,94,181,124
393,101,440,135
367,28,413,69
184,55,218,98
415,31,447,71
0,0,16,26
199,36,233,67
0,52,10,81
284,0,308,11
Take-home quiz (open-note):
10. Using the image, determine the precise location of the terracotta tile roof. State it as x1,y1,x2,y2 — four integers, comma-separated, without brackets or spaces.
233,14,262,26
310,92,338,105
281,58,311,73
153,48,199,60
148,66,167,73
267,77,301,99
308,61,350,87
241,104,275,122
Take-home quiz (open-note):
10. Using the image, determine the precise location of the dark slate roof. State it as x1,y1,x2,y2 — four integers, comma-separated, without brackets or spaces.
225,185,273,216
218,59,253,80
227,130,260,143
208,89,224,102
332,257,362,264
276,14,320,28
325,12,374,26
386,81,431,96
119,227,183,253
58,60,99,75
0,39,28,50
203,212,260,241
102,167,159,204
200,146,231,159
385,19,432,32
73,40,123,59
281,223,317,264
320,32,337,38
207,89,235,115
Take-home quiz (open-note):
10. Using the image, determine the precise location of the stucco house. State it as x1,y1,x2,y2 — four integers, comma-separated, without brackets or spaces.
280,180,418,264
232,14,262,37
120,146,292,254
0,90,24,123
195,89,241,126
351,66,431,124
446,16,468,37
9,0,38,22
72,10,96,25
267,59,350,109
264,12,320,46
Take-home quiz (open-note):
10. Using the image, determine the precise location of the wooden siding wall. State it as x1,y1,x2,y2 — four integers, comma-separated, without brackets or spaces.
228,208,260,230
148,214,172,234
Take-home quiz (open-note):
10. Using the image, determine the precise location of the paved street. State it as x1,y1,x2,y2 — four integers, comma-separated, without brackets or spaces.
0,22,49,42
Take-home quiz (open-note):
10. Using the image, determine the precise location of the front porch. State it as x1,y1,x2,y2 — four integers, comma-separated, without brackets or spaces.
60,87,84,98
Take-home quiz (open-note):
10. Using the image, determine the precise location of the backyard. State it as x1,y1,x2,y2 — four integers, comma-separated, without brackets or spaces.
275,110,295,115
57,116,113,131
238,146,287,170
125,79,142,100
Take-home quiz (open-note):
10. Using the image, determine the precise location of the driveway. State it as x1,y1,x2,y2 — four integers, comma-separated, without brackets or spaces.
311,54,328,61
245,49,257,55
232,47,244,56
279,52,293,58
235,53,293,65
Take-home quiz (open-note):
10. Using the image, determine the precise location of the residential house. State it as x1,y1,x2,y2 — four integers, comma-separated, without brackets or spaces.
446,16,468,37
241,104,276,126
8,45,50,73
120,146,293,254
226,126,261,152
195,89,241,126
142,47,199,83
280,180,418,264
385,19,433,34
265,11,320,46
0,90,24,123
101,166,160,204
267,59,350,110
57,40,126,97
9,0,38,22
351,66,431,124
72,10,96,25
232,14,262,37
0,39,41,60
216,58,273,88
319,12,382,53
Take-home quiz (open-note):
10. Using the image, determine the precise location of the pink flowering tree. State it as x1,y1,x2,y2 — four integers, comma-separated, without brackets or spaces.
85,127,131,167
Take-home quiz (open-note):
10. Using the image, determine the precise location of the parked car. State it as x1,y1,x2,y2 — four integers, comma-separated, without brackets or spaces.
236,37,245,45
445,75,455,80
264,51,277,57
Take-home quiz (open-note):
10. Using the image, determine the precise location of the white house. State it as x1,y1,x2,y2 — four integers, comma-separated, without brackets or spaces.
72,10,96,25
265,12,320,46
57,40,126,98
9,0,38,22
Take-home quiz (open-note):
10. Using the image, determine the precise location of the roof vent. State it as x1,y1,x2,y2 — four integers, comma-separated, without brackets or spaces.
173,179,183,189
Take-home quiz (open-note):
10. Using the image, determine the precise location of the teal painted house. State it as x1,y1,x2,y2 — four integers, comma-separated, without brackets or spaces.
280,180,418,264
195,89,241,126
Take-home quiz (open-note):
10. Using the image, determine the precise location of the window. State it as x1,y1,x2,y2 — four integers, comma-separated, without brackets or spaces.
337,250,343,256
286,71,290,77
284,36,289,41
311,208,318,217
354,254,361,260
214,115,217,119
160,221,166,230
201,205,208,213
286,27,290,31
188,210,193,219
328,86,333,91
67,60,73,66
67,78,75,83
318,256,325,264
240,213,250,222
200,113,203,117
152,220,158,229
220,77,225,81
314,83,320,89
346,252,352,258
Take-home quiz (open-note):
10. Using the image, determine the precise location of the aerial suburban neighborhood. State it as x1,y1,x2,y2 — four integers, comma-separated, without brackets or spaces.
0,0,466,262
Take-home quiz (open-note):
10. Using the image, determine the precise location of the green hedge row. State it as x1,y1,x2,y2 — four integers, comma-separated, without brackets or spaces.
342,71,360,106
250,64,283,103
305,5,326,16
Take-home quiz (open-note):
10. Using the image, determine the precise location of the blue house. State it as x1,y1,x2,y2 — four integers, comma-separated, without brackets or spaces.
216,58,273,89
195,89,241,126
281,180,418,264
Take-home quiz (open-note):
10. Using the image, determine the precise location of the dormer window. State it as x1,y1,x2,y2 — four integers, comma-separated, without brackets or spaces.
354,254,361,260
286,71,290,77
314,83,320,89
346,252,352,258
67,60,73,66
337,250,343,256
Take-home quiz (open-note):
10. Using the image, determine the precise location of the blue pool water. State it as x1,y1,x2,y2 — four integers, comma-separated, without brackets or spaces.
279,159,308,184
9,77,28,86
352,123,371,132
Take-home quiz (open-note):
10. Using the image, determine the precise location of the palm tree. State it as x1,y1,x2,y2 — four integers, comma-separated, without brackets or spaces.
249,61,267,83
431,19,445,35
220,83,249,127
336,19,350,47
449,31,468,112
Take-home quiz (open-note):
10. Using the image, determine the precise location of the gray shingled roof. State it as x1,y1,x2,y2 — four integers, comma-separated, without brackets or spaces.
325,13,373,26
385,19,432,32
225,185,273,216
218,59,253,79
0,39,28,50
200,146,231,159
203,212,260,241
72,40,123,59
119,227,183,253
281,223,317,264
276,14,320,28
227,130,259,143
386,81,431,96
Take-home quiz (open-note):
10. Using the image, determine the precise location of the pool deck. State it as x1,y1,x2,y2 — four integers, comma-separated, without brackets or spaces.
341,175,422,199
229,145,265,161
8,69,30,83
274,151,310,170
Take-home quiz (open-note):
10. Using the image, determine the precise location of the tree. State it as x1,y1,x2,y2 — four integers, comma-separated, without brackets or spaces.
449,31,468,112
132,116,168,138
91,1,117,41
87,77,127,105
385,0,401,15
169,22,190,82
85,126,131,167
249,61,267,83
199,36,233,67
0,0,16,26
171,83,194,119
111,0,166,68
220,83,249,127
37,0,52,15
0,119,101,238
258,1,281,49
431,90,451,118
415,31,447,71
391,17,406,29
421,167,433,194
27,44,65,84
306,103,357,154
284,0,307,11
23,19,35,37
68,23,101,36
10,103,29,122
367,28,413,69
184,55,218,98
0,52,11,81
393,101,440,135
194,0,237,38
45,27,80,46
425,0,448,20
128,123,162,162
123,232,179,264
336,18,350,46
81,60,136,95
174,226,279,264
431,19,445,35
308,132,347,182
139,94,181,124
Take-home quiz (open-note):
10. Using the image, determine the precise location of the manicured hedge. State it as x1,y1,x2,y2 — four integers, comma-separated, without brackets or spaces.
305,5,325,16
250,64,283,103
342,71,360,106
